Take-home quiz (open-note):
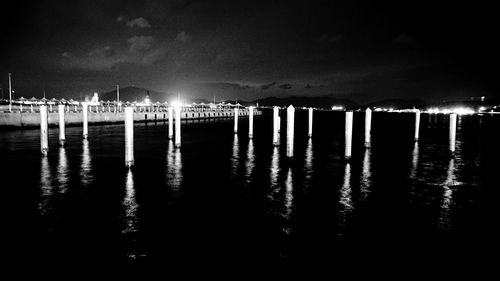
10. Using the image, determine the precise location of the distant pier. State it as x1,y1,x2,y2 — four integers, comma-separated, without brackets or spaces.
0,104,260,128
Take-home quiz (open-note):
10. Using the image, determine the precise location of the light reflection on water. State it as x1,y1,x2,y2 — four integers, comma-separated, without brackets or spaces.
231,134,239,177
166,140,183,194
245,139,255,184
360,148,371,201
269,146,280,200
439,158,457,230
57,147,69,194
338,163,352,235
123,169,138,234
81,139,92,186
39,156,53,215
304,139,313,187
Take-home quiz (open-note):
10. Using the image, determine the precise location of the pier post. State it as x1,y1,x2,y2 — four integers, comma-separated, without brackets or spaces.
278,116,281,133
273,106,279,145
365,108,372,147
345,111,353,160
49,103,53,112
249,106,254,139
40,105,49,156
234,107,239,134
58,104,66,146
175,106,182,148
125,106,134,167
168,106,173,139
82,102,88,139
31,104,34,113
286,105,295,157
308,107,313,137
449,113,457,155
414,109,421,141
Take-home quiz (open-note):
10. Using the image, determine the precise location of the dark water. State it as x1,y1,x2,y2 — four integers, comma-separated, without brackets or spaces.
1,111,499,277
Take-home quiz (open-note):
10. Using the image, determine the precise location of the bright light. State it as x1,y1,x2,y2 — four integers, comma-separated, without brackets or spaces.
331,106,344,111
171,100,183,108
452,107,474,115
479,106,486,111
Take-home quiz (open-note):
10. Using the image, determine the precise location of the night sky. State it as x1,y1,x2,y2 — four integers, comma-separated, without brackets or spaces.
1,0,498,103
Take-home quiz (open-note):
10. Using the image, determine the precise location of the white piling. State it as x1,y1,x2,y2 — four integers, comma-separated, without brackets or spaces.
175,106,182,148
308,107,313,137
277,116,281,133
286,105,295,157
345,111,353,160
249,106,254,139
40,105,49,155
365,108,372,147
58,104,66,146
125,106,134,167
49,103,53,112
273,106,279,146
449,113,457,154
168,106,174,139
31,104,34,113
234,107,239,134
414,109,421,141
82,102,88,139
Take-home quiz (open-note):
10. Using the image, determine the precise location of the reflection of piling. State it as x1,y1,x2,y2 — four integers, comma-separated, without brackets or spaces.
234,107,239,134
286,105,295,157
40,105,49,156
364,108,372,147
58,104,66,146
308,107,313,137
273,106,279,146
168,106,174,139
449,113,457,155
82,102,88,139
249,106,254,139
125,106,134,167
175,106,181,148
345,111,353,160
414,110,421,141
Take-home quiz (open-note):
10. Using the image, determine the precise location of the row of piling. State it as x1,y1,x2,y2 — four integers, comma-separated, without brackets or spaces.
38,104,458,167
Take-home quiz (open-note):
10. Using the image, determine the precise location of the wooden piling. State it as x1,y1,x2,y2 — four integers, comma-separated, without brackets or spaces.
365,108,372,147
273,106,279,146
308,107,313,137
58,104,65,146
175,106,182,148
345,111,353,160
286,105,295,157
125,106,134,167
82,102,88,139
249,106,254,139
40,105,49,156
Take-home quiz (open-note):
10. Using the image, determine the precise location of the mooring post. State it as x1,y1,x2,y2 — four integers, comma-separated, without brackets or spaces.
49,103,53,112
175,106,182,148
308,107,313,138
249,106,254,139
365,108,372,148
125,106,134,167
449,113,457,155
278,116,281,133
168,106,174,139
345,111,353,160
58,104,66,146
82,102,88,139
414,109,421,142
31,104,34,113
273,106,279,146
286,105,295,157
40,105,49,156
234,107,239,134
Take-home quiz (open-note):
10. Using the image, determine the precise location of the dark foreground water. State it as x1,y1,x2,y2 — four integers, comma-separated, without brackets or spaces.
1,110,499,277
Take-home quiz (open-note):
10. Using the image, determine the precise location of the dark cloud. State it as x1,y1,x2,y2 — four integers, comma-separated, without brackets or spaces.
89,46,116,58
175,31,191,43
127,36,155,53
126,17,151,28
